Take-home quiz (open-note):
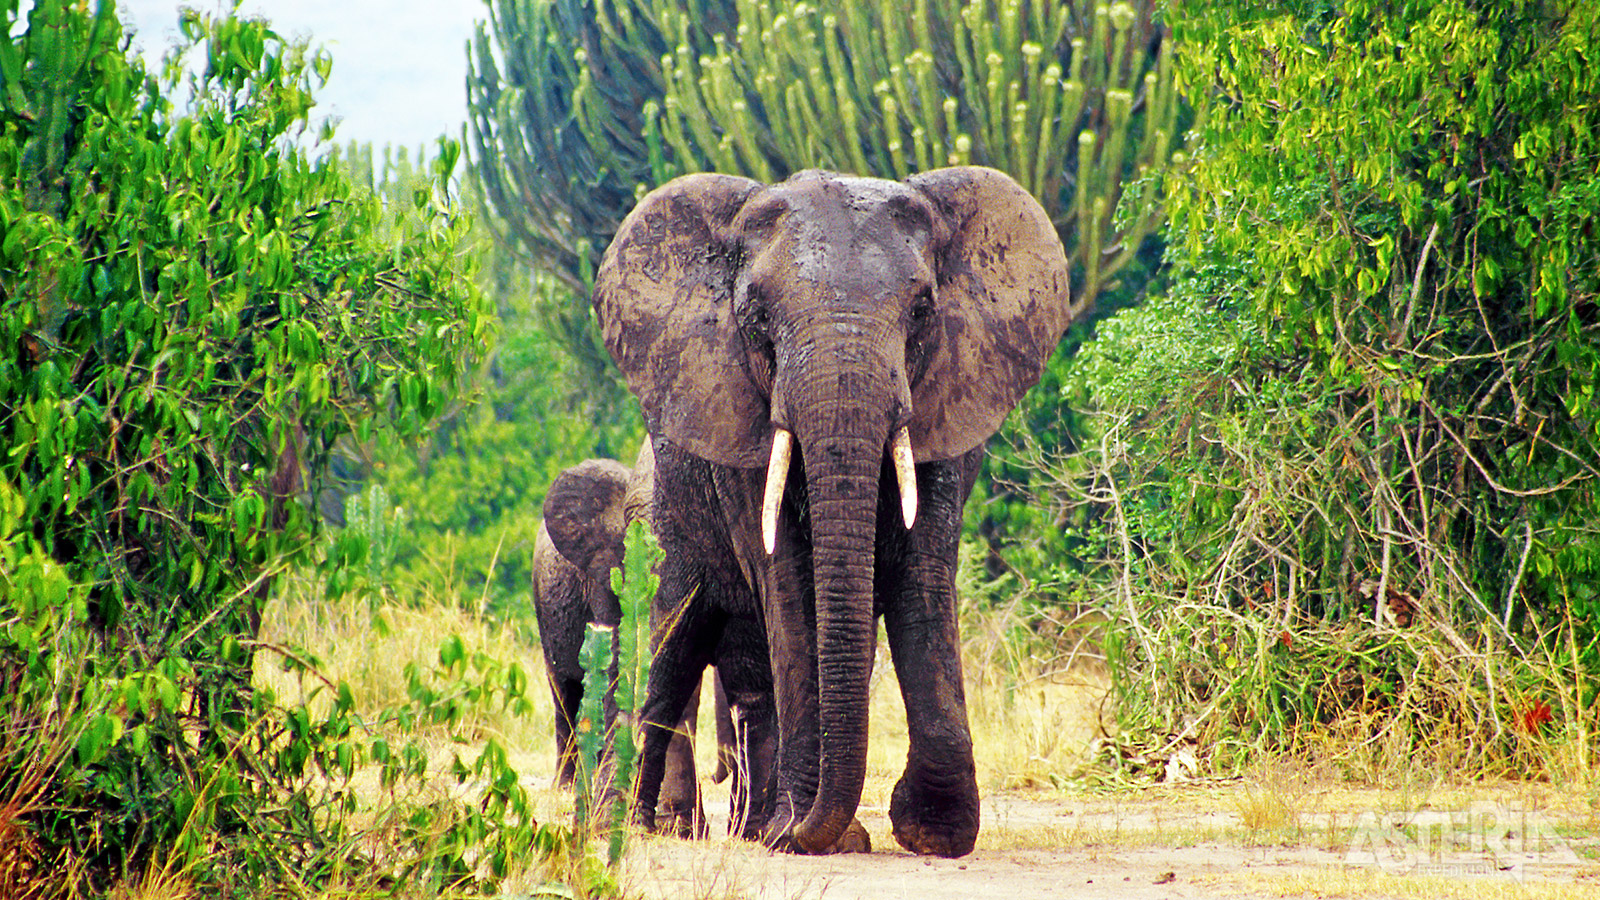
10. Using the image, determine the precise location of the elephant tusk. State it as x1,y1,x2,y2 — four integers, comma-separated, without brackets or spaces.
761,428,793,555
891,426,917,531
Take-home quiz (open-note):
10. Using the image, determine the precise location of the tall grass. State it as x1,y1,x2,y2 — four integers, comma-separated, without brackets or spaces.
1016,409,1600,790
257,579,545,752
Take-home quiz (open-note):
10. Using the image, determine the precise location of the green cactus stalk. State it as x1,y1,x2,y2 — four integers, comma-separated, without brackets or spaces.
573,622,612,852
570,520,660,865
10,0,120,337
604,520,659,865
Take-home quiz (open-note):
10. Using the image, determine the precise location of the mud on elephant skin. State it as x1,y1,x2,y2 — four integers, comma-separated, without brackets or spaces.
596,167,1077,857
533,441,735,838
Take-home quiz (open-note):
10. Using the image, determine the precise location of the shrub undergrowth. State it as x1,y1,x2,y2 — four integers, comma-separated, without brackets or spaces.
1013,0,1600,785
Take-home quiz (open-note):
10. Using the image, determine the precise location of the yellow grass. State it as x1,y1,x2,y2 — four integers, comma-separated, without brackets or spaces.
104,863,194,900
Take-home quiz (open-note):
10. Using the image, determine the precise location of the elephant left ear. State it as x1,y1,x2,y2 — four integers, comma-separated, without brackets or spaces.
906,166,1080,460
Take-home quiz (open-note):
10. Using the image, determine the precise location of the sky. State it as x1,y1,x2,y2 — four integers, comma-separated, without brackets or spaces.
114,0,487,155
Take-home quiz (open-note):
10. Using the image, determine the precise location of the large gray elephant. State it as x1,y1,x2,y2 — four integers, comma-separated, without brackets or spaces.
533,441,734,837
594,167,1076,857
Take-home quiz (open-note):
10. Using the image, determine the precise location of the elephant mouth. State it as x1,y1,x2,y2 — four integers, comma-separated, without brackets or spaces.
760,425,917,554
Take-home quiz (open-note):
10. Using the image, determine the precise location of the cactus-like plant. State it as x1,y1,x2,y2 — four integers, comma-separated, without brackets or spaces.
572,518,660,864
665,0,1181,308
6,0,122,336
470,0,1182,316
572,621,612,850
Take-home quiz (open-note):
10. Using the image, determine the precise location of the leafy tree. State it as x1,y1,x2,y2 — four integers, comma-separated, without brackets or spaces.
1059,0,1599,768
0,1,491,890
329,143,644,614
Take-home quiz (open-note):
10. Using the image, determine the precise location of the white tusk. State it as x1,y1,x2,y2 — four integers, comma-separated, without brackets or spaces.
761,428,793,555
891,426,917,531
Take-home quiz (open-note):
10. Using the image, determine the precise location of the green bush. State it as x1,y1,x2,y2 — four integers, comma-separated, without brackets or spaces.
0,2,494,890
319,144,644,619
1054,0,1600,775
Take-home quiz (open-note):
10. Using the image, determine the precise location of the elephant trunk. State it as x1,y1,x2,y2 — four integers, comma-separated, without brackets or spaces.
791,427,884,854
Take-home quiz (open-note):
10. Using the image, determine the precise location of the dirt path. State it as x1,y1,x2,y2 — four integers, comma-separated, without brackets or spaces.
619,784,1600,899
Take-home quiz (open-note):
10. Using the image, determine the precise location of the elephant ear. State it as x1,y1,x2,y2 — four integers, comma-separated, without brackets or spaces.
906,166,1079,460
594,174,769,469
543,459,632,581
623,438,655,525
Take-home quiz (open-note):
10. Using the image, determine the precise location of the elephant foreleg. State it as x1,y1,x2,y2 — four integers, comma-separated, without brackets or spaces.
879,454,981,858
550,674,583,788
883,599,978,857
754,534,822,849
710,614,780,841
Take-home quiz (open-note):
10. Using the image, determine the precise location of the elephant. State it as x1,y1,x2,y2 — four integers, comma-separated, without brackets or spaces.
533,440,736,837
594,166,1076,857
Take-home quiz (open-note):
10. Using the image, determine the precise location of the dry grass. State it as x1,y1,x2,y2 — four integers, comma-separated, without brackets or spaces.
255,576,551,755
104,864,194,900
1231,756,1329,842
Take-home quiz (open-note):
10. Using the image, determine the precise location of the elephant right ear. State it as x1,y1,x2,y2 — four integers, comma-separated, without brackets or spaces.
594,174,770,469
543,459,631,580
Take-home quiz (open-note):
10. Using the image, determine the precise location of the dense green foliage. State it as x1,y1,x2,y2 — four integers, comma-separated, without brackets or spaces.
1059,0,1599,772
331,144,643,616
0,2,519,891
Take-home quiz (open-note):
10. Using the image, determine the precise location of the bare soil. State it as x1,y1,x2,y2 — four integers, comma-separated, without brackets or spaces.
618,783,1600,900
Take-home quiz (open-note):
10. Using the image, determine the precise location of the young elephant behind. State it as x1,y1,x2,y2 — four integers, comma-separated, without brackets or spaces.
533,441,731,836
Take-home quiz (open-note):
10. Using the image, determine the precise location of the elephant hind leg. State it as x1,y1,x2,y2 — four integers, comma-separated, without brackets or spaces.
636,603,721,834
552,675,583,788
658,682,708,839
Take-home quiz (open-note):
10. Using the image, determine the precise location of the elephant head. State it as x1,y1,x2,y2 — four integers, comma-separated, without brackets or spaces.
595,167,1073,852
543,440,654,585
543,457,634,587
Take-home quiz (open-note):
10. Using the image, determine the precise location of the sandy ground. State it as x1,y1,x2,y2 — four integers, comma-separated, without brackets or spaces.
612,783,1600,900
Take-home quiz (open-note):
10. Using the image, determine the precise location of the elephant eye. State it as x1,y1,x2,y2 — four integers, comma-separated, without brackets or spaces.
908,287,935,327
739,286,771,334
737,288,777,392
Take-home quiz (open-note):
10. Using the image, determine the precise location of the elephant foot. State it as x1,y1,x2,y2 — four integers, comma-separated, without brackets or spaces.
657,799,710,840
889,775,978,858
831,818,872,853
763,817,872,854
